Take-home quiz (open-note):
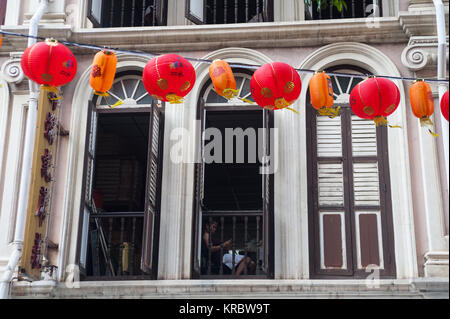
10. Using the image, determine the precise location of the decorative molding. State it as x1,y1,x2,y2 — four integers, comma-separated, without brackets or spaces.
424,251,449,277
401,36,449,72
1,52,25,84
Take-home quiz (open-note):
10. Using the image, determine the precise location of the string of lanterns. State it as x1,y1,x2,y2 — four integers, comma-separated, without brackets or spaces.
1,31,449,129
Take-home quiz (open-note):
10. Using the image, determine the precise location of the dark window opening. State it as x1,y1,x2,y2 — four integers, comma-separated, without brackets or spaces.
192,78,274,279
305,0,382,20
79,99,165,281
203,111,263,211
88,0,167,28
186,0,274,25
85,112,149,278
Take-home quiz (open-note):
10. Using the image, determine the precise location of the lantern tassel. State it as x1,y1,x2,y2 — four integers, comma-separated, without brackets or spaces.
41,85,59,94
389,125,402,129
94,91,110,97
317,106,341,118
419,117,439,137
286,107,299,114
222,89,239,100
238,97,255,104
109,100,124,108
373,116,389,127
166,94,184,104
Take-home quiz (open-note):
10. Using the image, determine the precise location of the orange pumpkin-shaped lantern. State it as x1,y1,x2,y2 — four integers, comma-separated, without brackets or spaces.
90,50,117,96
309,71,339,117
350,76,400,126
250,62,301,111
440,90,449,122
209,59,237,100
21,38,77,92
142,54,196,104
409,79,435,126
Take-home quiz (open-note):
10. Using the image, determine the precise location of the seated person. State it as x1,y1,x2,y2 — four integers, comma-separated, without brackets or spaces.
201,220,256,276
201,220,232,275
223,252,256,276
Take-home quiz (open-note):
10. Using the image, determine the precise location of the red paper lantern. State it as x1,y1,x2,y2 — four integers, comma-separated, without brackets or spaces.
250,62,301,110
21,38,77,90
350,77,400,126
142,54,196,104
440,90,449,122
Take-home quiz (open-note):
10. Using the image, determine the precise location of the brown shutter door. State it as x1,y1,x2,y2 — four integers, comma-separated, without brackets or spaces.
141,101,164,275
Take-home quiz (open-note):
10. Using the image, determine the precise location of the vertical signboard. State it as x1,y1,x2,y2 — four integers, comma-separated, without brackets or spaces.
20,87,60,280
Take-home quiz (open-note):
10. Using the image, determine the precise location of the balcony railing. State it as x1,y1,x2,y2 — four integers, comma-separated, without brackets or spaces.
88,0,167,28
85,213,149,279
200,212,267,278
305,0,382,20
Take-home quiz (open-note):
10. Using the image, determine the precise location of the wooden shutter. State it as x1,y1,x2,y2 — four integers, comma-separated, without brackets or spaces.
192,98,206,278
77,101,98,272
262,109,274,278
186,0,207,24
307,105,396,278
141,101,165,274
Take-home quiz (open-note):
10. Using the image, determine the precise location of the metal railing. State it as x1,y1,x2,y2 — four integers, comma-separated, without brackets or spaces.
305,0,382,20
200,212,266,278
86,213,147,279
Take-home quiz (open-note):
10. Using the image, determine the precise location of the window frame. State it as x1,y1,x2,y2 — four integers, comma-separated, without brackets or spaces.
191,71,274,279
306,66,396,279
76,71,165,280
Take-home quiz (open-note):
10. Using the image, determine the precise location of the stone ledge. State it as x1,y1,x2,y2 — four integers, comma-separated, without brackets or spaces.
10,279,449,299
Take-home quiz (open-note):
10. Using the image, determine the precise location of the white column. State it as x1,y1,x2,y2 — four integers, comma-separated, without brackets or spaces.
274,104,308,279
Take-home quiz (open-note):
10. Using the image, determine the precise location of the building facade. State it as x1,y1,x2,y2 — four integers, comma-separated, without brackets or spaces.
0,0,448,298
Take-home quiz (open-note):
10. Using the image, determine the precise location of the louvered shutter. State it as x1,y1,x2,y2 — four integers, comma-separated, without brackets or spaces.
141,101,165,274
193,98,206,277
262,109,274,277
308,105,396,278
78,102,98,271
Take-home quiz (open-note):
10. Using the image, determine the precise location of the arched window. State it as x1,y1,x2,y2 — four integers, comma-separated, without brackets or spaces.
306,66,396,278
192,71,274,279
78,71,164,280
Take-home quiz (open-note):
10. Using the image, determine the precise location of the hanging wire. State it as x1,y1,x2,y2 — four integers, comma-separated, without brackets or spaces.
1,30,449,84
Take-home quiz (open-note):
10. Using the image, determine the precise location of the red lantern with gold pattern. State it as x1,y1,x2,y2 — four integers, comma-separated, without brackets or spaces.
142,54,196,104
440,90,449,122
409,79,435,126
21,38,77,91
250,62,301,110
350,76,400,126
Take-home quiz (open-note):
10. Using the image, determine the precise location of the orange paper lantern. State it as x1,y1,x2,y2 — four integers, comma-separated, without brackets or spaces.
350,77,400,126
250,62,301,111
142,54,196,104
20,38,77,91
209,59,237,100
440,91,449,122
90,50,117,96
309,71,339,117
409,80,435,126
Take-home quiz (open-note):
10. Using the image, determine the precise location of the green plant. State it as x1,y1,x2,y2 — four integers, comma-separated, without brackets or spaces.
304,0,348,12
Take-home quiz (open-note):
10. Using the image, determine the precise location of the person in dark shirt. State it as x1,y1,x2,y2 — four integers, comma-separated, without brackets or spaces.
201,220,255,275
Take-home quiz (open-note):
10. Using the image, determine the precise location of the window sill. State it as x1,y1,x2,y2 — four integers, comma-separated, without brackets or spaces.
10,278,449,298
